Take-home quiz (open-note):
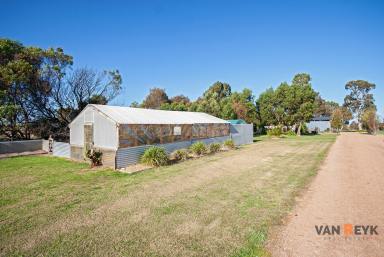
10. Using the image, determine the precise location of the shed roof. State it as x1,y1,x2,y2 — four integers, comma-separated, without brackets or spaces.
89,104,229,125
227,119,247,124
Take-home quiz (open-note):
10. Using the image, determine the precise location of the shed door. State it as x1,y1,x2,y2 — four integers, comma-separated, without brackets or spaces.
84,123,94,152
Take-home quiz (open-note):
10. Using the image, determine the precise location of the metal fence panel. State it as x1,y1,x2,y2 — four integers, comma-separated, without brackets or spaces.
52,142,70,158
116,140,192,168
115,136,233,169
230,124,253,145
0,140,43,154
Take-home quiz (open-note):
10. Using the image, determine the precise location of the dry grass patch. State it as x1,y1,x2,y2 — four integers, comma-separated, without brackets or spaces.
0,134,336,256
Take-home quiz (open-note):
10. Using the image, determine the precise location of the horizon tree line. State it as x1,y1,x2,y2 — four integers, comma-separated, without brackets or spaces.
0,38,380,140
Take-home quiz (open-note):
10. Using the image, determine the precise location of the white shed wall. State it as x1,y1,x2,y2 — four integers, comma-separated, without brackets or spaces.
93,110,118,149
69,106,118,149
70,112,84,146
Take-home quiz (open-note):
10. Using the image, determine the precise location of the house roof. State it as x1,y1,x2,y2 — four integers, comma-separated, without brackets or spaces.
88,104,229,125
311,115,331,121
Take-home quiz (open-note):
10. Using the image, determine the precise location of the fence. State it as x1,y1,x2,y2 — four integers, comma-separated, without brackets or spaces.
0,140,44,154
0,139,70,159
230,124,253,145
52,142,70,158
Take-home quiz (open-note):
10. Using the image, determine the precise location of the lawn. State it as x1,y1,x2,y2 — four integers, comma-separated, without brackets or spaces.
0,134,336,257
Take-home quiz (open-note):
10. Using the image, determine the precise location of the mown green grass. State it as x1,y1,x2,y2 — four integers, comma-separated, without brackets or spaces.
0,134,336,257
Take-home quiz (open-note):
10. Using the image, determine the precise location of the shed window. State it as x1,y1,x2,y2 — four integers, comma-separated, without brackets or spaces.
173,126,181,136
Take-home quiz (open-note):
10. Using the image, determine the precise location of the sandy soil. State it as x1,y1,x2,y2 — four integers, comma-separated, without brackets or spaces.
268,133,384,257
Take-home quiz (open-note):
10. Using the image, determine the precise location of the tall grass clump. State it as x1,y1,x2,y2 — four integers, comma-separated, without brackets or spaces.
172,149,189,161
141,146,169,166
267,127,282,137
209,143,221,153
223,139,235,149
189,141,207,156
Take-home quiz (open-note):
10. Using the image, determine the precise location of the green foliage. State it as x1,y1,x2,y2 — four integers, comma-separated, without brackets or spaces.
256,73,317,134
172,149,189,161
361,108,378,134
267,127,282,137
141,82,258,125
284,130,296,136
344,80,376,122
142,88,169,109
209,143,221,153
314,96,340,116
141,146,169,166
189,141,207,155
0,38,122,141
223,139,235,149
331,108,344,132
86,149,103,167
300,122,309,135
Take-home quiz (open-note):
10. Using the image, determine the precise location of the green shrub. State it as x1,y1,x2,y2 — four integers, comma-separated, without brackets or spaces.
141,146,169,166
172,149,189,161
189,141,207,156
267,127,282,137
223,139,235,149
300,123,309,135
284,130,296,136
209,143,221,153
86,149,103,167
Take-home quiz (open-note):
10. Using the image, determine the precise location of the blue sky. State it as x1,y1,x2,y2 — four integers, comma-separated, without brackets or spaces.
1,0,383,117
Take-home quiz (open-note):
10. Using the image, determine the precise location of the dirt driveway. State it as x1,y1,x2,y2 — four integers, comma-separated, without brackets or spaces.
269,133,384,256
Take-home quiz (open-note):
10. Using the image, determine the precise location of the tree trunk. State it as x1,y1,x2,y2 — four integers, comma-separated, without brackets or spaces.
297,123,302,136
358,122,362,131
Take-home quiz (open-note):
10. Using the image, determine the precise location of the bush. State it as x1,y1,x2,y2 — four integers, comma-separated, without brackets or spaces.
172,149,189,161
189,141,207,156
361,108,379,134
284,130,296,136
223,139,235,149
209,143,221,153
86,149,103,167
267,127,282,137
300,123,309,135
141,146,169,166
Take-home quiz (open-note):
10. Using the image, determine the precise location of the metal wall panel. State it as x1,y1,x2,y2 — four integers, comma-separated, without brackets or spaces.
191,136,230,145
230,124,253,145
115,136,230,169
52,142,70,158
0,140,43,154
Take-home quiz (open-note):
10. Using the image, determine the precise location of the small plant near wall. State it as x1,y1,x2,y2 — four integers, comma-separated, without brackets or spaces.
86,149,103,167
172,149,189,161
223,139,235,149
189,142,207,156
209,143,221,153
267,127,282,137
141,146,169,167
